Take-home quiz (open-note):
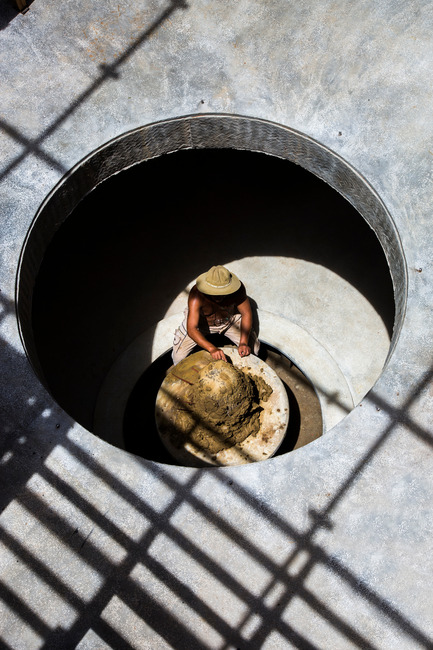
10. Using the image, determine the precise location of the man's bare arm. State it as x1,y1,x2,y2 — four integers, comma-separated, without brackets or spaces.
236,297,253,357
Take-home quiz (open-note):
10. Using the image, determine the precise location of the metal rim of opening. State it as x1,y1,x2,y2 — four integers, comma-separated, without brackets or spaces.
16,113,407,437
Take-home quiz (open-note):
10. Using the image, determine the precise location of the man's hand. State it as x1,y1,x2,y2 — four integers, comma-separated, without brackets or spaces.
238,343,251,358
210,348,228,361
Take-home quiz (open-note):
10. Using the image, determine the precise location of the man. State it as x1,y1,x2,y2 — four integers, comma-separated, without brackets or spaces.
172,265,260,364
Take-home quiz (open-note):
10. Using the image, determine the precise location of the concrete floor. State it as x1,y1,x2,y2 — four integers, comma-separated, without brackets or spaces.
1,1,433,649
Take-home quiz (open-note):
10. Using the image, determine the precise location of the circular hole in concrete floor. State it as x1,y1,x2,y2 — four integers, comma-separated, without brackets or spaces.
30,148,395,461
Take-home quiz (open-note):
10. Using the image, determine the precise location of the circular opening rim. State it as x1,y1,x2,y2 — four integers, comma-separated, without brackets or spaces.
15,113,408,451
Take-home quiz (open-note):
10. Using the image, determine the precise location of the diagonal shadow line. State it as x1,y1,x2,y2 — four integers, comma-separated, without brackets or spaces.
116,554,250,649
39,584,206,650
314,366,433,452
0,293,16,330
366,383,433,448
0,293,15,315
71,430,433,647
0,581,52,640
0,0,189,184
211,435,433,647
4,484,326,650
0,118,67,175
81,618,134,650
3,360,430,647
0,524,205,650
0,637,15,650
215,466,433,649
14,472,373,650
34,466,294,616
2,416,428,650
155,467,422,647
228,546,380,650
61,437,430,648
87,587,224,650
62,438,305,579
209,370,433,646
14,474,253,648
12,446,374,650
320,365,433,521
147,554,375,650
278,363,433,532
42,469,212,649
248,549,377,650
38,465,135,548
0,526,84,612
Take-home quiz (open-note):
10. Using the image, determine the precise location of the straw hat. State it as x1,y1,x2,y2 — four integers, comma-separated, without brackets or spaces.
196,265,241,295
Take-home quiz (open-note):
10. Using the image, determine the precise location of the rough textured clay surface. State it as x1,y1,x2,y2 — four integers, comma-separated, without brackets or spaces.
156,351,280,462
166,359,268,451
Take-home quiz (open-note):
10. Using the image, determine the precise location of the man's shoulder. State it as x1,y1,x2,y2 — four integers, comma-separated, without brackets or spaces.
232,282,247,303
188,284,203,304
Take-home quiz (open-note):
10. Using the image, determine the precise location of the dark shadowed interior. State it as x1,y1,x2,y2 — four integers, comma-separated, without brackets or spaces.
32,148,395,459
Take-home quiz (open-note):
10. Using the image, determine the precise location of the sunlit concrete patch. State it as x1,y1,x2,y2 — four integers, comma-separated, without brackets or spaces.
26,472,128,565
167,500,273,596
308,421,433,645
188,472,299,567
211,256,391,404
76,628,114,650
0,450,13,466
284,561,428,650
64,429,193,511
0,500,104,603
143,533,257,636
0,538,78,631
0,306,23,355
100,594,185,649
129,561,229,647
261,629,297,650
44,445,152,543
0,596,44,650
286,549,311,578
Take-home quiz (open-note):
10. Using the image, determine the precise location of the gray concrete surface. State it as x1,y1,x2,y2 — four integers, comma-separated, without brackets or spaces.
1,1,433,648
